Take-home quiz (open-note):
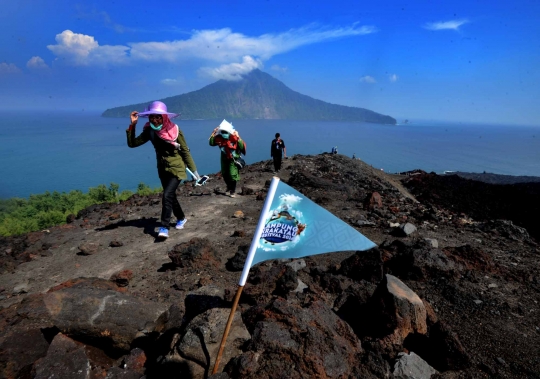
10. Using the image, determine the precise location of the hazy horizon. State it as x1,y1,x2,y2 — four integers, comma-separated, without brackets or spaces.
1,108,538,128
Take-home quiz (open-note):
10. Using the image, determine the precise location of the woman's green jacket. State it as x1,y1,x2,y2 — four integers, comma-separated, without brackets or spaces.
127,125,196,180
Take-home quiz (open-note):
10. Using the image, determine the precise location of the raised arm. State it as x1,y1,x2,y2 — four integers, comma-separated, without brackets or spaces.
209,126,219,146
126,111,150,148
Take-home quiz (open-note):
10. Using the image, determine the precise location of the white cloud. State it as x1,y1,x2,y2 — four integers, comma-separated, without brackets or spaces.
27,56,49,69
423,19,469,31
199,55,263,81
47,30,129,66
160,78,186,86
130,24,376,63
360,75,376,83
389,74,398,82
271,64,288,72
44,23,376,78
161,79,178,85
0,62,21,74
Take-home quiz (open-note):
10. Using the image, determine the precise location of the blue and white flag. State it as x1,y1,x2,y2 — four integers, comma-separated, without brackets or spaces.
239,177,377,285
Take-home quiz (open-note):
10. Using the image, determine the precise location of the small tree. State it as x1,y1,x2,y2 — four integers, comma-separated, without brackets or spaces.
109,183,120,203
137,182,153,196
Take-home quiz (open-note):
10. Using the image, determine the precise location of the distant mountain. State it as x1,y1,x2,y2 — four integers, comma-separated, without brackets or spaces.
102,69,396,124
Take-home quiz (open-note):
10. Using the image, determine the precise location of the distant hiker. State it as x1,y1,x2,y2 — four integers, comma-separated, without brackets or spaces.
332,146,338,155
209,120,246,198
352,153,356,159
270,133,286,173
127,101,202,239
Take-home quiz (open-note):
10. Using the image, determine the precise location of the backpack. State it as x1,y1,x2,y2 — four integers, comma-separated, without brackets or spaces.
233,156,246,170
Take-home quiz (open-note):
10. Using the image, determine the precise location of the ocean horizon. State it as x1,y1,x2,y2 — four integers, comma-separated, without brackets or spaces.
1,110,539,199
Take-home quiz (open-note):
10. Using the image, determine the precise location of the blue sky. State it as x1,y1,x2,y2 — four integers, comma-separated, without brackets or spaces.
1,0,539,125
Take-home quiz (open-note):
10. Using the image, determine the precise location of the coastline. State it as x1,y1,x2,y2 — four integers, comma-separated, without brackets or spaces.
2,115,540,199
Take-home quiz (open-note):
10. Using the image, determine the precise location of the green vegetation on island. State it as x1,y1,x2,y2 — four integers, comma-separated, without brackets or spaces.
0,183,162,237
102,69,396,124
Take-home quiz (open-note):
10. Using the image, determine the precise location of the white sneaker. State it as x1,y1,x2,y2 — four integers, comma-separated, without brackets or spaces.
175,219,187,229
158,227,169,238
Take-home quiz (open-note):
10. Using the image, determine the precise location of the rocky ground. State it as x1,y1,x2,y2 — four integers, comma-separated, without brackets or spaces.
0,154,539,379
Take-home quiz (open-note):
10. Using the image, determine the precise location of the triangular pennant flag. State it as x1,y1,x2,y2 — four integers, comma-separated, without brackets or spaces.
239,177,376,285
215,177,378,373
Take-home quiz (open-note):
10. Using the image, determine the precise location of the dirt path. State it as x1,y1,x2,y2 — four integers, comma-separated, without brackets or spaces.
0,159,296,306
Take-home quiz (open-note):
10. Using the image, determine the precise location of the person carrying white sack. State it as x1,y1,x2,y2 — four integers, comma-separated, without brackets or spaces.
208,120,246,198
126,101,204,239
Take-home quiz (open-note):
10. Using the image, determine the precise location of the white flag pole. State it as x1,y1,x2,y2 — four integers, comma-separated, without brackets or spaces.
238,176,280,286
212,176,280,374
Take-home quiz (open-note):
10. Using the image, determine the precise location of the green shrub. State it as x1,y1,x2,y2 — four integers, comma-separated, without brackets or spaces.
136,182,162,196
119,190,134,201
0,182,157,237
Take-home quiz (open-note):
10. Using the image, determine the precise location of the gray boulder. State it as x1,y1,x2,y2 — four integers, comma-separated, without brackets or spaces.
165,307,250,377
386,240,457,280
184,285,228,320
393,352,438,379
424,238,439,248
368,275,427,350
286,259,307,272
398,223,417,236
30,287,168,352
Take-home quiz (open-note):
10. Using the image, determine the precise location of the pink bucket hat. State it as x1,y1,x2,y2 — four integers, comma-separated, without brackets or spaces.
137,101,179,118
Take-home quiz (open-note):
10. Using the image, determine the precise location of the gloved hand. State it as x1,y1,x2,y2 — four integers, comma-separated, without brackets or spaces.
191,170,209,186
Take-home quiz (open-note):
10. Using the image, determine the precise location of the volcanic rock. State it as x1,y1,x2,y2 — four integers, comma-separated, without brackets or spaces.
393,351,438,379
385,240,457,281
184,285,228,321
168,307,250,377
243,264,298,303
232,297,362,378
0,325,50,379
339,248,383,282
33,333,91,379
110,270,133,287
368,274,427,346
395,222,417,237
20,287,168,352
285,258,306,272
78,242,100,255
168,238,220,269
226,245,249,272
364,192,383,210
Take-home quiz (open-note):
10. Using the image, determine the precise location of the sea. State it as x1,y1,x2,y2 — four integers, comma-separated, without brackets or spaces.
1,110,539,199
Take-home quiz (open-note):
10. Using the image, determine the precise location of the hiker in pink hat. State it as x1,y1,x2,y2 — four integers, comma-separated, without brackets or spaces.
127,101,201,239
